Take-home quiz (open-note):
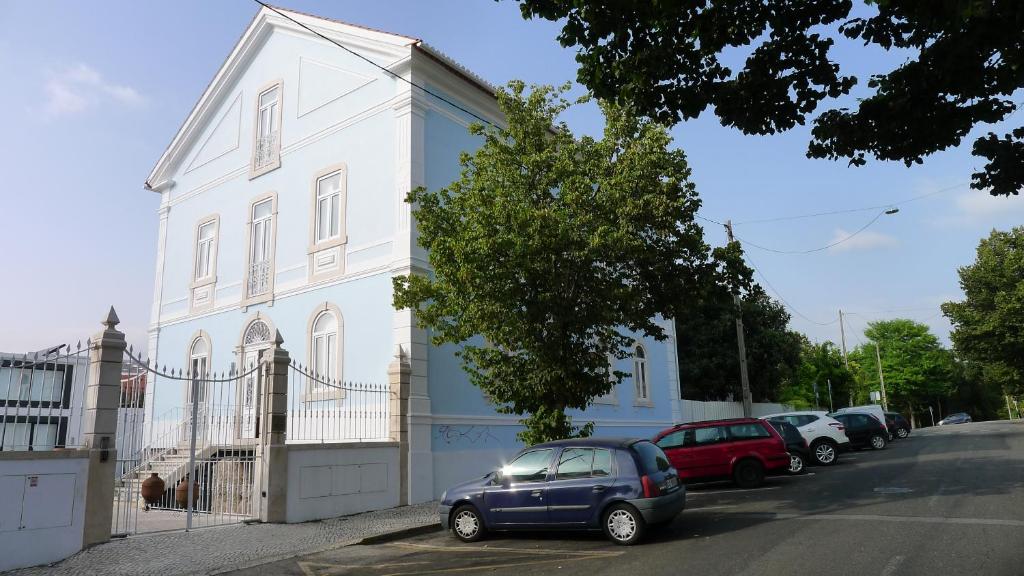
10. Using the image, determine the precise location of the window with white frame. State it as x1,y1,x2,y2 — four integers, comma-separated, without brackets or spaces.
248,199,274,298
314,170,342,244
189,337,209,405
194,221,216,281
633,344,649,403
311,311,338,384
252,83,281,173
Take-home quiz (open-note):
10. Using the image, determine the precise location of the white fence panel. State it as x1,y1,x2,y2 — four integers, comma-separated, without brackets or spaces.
678,400,793,423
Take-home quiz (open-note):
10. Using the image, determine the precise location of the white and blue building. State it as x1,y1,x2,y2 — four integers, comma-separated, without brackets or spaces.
144,6,682,503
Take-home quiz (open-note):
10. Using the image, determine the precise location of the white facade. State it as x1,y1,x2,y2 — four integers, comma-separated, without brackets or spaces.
145,7,682,502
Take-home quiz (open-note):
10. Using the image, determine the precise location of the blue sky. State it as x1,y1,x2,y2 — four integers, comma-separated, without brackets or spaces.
1,0,1021,354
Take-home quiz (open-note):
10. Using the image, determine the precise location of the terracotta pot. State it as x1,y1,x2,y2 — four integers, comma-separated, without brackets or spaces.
174,476,200,508
140,473,166,505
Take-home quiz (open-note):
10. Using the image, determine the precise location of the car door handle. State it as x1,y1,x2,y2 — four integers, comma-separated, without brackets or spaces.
592,485,607,493
531,490,543,498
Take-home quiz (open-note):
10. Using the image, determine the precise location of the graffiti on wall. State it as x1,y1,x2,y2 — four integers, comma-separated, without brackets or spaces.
435,425,501,446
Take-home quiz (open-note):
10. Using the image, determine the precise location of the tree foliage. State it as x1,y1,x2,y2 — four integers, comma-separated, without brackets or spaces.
780,339,856,411
850,319,955,412
392,82,709,444
942,226,1024,396
676,249,803,404
516,0,1024,195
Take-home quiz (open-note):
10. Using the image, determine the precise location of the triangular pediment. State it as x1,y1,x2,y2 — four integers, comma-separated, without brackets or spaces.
184,92,242,173
145,6,419,190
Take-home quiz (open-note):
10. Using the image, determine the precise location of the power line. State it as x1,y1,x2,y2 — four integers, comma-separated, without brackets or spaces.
252,0,498,129
735,209,889,255
744,252,838,326
733,181,968,225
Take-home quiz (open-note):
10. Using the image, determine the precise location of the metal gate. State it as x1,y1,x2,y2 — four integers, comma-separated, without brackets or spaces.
113,347,262,535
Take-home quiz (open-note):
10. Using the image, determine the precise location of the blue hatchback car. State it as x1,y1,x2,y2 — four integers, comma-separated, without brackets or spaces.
438,437,686,545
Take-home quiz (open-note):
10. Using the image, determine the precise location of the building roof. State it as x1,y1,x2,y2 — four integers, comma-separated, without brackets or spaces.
145,5,498,192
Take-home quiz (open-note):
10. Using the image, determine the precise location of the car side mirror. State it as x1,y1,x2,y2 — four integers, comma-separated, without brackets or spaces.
491,469,505,485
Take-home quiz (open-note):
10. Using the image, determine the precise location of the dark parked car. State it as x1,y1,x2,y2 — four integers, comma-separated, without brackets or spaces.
938,412,972,426
831,413,888,450
653,418,791,488
439,438,686,545
883,413,899,440
885,412,912,438
765,419,810,474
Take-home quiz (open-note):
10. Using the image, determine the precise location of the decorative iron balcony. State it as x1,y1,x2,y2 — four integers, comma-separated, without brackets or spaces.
248,260,270,297
252,132,279,171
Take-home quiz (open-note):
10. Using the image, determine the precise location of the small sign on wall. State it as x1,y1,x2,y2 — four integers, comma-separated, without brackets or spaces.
27,476,38,488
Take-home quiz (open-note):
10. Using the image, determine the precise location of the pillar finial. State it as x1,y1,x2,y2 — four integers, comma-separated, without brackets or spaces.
103,306,120,329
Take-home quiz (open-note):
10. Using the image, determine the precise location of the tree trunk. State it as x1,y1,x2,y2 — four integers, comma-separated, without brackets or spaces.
909,403,917,429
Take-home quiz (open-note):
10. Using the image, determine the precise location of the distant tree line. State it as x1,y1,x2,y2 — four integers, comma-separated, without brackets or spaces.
677,234,1020,425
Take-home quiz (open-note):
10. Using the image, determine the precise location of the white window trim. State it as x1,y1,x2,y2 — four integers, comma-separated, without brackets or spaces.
307,163,349,282
185,330,212,406
633,342,653,407
304,302,344,402
189,215,220,313
250,79,283,179
241,192,278,309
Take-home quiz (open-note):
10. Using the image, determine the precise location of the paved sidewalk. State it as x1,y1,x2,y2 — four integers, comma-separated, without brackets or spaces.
11,503,438,576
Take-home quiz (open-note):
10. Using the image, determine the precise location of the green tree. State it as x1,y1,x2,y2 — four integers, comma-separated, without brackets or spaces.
392,82,710,444
676,252,803,404
515,1,1024,196
942,227,1024,398
780,339,856,411
850,319,955,418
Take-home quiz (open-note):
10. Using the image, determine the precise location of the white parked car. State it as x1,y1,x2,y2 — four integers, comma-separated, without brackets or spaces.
760,411,851,466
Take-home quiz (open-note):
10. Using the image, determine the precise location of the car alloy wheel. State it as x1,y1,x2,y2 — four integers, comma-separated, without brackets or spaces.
606,509,637,542
788,454,805,474
871,435,886,449
453,508,481,541
814,442,836,465
897,427,909,438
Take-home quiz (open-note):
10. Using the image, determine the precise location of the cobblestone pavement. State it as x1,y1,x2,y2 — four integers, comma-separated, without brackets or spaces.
11,503,438,576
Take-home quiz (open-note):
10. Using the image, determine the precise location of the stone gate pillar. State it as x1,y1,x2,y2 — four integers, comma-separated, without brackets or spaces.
82,307,126,547
388,347,411,505
258,330,289,523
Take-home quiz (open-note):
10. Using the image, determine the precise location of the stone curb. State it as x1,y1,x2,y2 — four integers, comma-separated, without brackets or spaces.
356,523,442,545
206,519,440,575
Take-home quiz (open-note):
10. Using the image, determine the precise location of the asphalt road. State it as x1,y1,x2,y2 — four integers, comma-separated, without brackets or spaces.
233,420,1024,576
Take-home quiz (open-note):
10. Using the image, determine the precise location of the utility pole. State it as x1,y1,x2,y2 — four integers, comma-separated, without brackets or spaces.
838,310,849,369
874,341,888,411
725,220,753,418
1007,394,1015,420
839,309,852,405
827,378,834,412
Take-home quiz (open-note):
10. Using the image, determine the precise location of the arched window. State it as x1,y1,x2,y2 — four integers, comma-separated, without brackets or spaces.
311,311,338,383
633,344,649,403
189,336,210,404
243,320,271,346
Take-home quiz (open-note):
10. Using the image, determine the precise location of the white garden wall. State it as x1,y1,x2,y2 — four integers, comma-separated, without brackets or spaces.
0,451,89,572
285,442,399,523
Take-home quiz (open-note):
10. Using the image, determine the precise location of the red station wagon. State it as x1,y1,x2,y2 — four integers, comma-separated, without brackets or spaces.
653,418,791,488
